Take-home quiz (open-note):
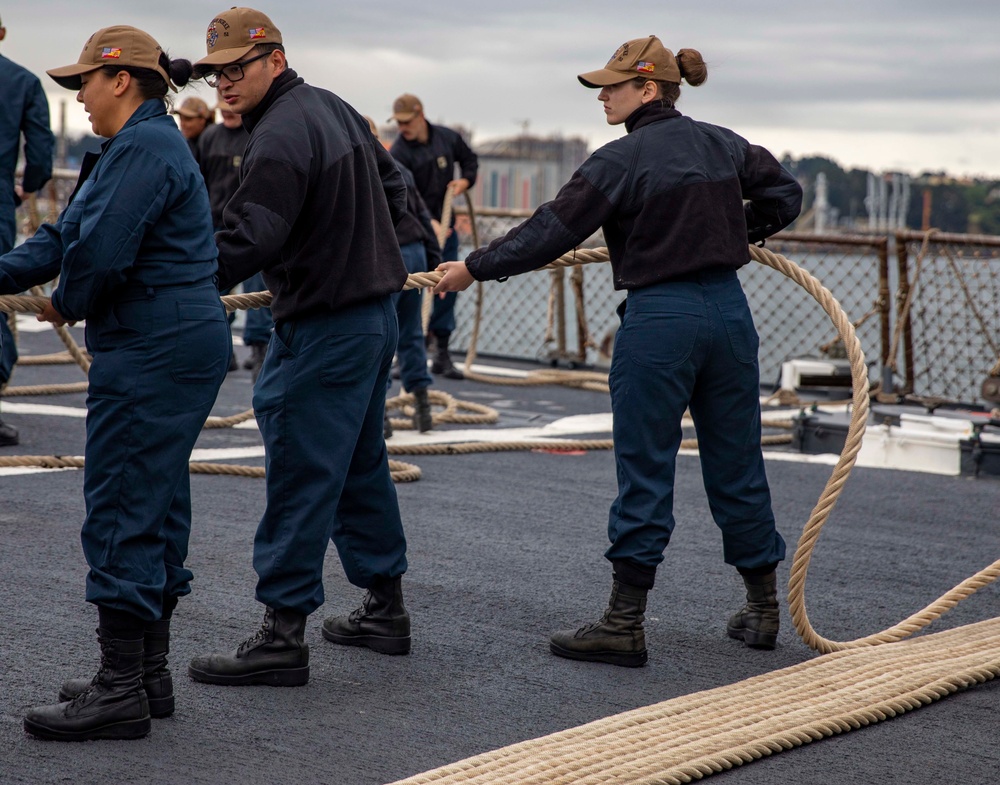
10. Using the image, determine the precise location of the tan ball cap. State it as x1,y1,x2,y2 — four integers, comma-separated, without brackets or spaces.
196,7,282,68
47,25,172,91
389,94,423,123
578,35,680,88
173,96,212,118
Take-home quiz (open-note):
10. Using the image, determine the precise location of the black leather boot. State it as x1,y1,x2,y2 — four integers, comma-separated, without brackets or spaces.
0,400,18,446
322,575,411,655
549,580,648,667
187,606,309,686
411,388,433,433
430,333,464,380
24,629,150,741
727,569,780,649
247,343,267,383
59,619,174,718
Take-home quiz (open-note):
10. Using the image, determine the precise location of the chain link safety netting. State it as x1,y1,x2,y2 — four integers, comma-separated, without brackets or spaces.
895,231,1000,404
452,210,890,391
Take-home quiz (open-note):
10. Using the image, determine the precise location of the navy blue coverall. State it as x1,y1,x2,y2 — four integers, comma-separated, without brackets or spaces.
0,99,230,620
213,70,409,615
390,122,477,338
0,52,54,381
392,163,440,394
466,102,802,583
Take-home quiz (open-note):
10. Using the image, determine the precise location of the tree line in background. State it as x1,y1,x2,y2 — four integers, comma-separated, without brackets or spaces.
60,136,1000,236
782,155,1000,236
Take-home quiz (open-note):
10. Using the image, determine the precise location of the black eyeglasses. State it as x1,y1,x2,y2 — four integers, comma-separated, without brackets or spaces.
203,51,270,88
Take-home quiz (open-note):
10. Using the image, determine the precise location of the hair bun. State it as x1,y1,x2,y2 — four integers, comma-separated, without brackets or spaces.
676,48,707,86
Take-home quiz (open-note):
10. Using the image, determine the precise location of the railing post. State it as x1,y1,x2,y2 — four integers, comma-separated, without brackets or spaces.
877,237,892,393
894,232,915,394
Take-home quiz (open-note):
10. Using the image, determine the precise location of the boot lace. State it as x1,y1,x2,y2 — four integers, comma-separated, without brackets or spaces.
576,607,614,637
237,614,272,655
347,591,374,623
68,634,116,706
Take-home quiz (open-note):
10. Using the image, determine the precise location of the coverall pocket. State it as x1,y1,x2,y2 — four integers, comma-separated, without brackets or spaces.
88,347,140,401
319,332,383,387
717,302,760,364
624,309,701,369
170,301,228,383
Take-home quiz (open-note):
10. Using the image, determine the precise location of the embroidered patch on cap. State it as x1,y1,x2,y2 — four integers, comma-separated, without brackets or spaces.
207,24,219,48
249,27,266,39
636,61,655,73
101,47,122,59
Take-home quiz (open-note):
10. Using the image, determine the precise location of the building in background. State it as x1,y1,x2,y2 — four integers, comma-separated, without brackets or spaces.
471,133,588,211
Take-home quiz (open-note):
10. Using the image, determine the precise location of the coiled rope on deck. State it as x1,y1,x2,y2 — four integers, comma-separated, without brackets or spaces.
380,243,1000,785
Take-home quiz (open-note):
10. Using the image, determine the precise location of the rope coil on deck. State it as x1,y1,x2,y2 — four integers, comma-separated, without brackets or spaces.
382,242,1000,785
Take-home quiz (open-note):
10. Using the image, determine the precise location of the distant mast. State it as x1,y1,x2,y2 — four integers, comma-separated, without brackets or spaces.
866,172,910,230
814,172,828,234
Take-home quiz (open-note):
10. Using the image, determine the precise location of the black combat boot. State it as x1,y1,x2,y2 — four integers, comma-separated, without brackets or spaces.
430,332,464,380
59,618,174,718
24,621,150,741
247,343,267,383
187,606,309,686
411,387,433,433
322,575,411,655
550,580,649,667
0,400,18,447
727,568,780,649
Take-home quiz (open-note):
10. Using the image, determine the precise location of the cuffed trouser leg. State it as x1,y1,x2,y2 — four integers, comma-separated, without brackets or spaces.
428,231,460,337
604,293,697,570
82,284,230,620
394,242,433,393
687,279,785,571
603,272,784,573
252,297,407,615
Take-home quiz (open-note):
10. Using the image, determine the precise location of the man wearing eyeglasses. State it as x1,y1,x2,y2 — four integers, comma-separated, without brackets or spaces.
187,7,414,688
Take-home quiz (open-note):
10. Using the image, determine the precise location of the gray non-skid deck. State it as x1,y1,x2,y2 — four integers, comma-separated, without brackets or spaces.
1,322,997,785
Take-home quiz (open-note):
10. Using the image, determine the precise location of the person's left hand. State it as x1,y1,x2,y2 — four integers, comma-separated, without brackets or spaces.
37,302,74,327
449,178,470,197
434,261,474,294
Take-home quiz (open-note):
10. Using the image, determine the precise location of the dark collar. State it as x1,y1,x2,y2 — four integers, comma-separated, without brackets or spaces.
625,102,682,133
118,98,168,134
242,68,304,133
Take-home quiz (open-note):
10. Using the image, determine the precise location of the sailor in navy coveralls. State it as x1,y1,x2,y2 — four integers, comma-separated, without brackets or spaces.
0,25,229,740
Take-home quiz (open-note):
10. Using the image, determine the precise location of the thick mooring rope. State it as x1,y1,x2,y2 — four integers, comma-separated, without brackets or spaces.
381,243,1000,785
388,619,999,785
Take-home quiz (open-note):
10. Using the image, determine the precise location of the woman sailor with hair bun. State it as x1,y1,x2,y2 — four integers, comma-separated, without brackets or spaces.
435,36,802,668
0,26,230,740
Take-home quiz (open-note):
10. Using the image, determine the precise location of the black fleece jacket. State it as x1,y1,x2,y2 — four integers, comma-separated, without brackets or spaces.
394,163,443,269
389,123,478,221
215,69,407,319
466,103,802,289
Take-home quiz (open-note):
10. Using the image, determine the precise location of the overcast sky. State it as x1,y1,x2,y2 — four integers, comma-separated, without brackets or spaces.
3,1,999,177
